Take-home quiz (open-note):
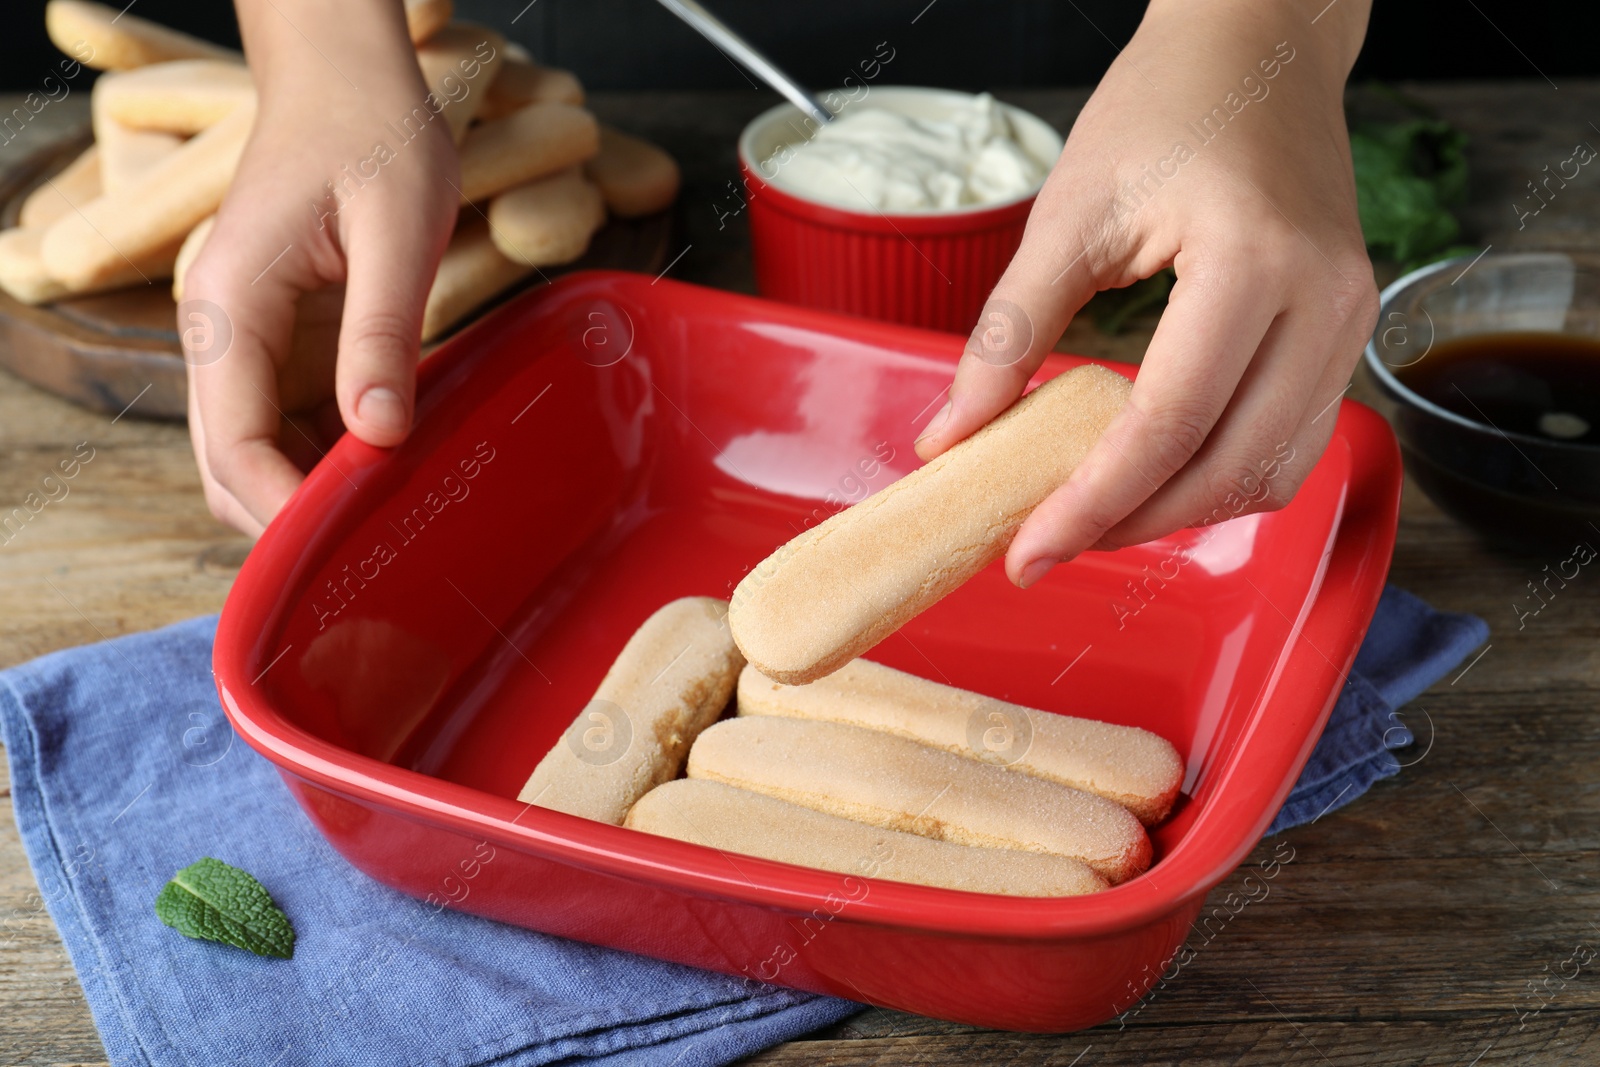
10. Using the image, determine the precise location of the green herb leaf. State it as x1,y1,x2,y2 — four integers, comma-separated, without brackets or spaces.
154,857,295,959
1350,119,1469,265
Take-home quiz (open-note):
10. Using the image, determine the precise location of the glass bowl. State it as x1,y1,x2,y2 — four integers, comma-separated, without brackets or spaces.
1363,251,1600,547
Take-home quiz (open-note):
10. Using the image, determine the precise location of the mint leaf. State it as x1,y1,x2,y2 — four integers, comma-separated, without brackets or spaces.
154,857,295,959
1350,119,1469,265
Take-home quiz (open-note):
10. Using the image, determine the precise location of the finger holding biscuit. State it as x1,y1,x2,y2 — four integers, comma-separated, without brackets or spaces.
730,364,1133,685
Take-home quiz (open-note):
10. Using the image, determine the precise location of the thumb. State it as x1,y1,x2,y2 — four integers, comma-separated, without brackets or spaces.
913,210,1109,461
334,205,453,447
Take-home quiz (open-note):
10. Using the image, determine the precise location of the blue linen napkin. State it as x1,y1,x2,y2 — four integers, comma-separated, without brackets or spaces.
1264,585,1489,835
0,584,1485,1065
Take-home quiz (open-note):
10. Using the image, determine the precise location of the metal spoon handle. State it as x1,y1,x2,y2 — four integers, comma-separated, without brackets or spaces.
654,0,832,126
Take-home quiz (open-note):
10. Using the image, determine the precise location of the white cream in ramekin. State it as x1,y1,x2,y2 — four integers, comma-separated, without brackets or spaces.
750,88,1061,215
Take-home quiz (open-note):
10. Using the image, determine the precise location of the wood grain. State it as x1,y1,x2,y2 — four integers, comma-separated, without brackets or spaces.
3,82,1600,1067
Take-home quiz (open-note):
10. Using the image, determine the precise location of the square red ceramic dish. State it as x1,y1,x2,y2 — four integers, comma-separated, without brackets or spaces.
214,271,1401,1032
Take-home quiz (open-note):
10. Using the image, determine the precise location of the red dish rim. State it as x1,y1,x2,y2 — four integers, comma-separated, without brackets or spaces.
215,271,1401,942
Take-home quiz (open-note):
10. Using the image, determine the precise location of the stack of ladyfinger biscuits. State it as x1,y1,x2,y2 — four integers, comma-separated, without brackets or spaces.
519,366,1170,897
520,612,1180,899
0,0,680,343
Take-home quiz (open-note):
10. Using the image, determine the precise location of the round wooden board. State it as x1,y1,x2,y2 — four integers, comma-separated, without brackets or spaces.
0,126,676,420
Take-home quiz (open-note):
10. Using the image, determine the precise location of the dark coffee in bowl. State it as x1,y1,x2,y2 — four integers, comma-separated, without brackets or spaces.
1398,331,1600,444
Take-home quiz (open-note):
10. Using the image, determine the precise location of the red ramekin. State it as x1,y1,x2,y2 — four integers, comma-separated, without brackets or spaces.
737,87,1063,334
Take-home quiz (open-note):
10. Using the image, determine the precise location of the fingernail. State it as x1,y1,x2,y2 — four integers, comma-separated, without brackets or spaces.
356,387,407,435
1018,558,1056,589
914,400,951,445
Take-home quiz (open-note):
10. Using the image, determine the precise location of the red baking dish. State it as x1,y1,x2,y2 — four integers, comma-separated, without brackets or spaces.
214,271,1401,1033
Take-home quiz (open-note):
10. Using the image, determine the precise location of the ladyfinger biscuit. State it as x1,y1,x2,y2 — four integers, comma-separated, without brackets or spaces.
627,779,1108,897
18,145,100,230
487,167,606,267
457,102,599,204
729,365,1133,685
414,23,505,144
46,0,240,71
688,716,1151,884
479,57,585,120
517,597,745,825
92,74,183,194
737,660,1182,824
171,214,214,301
0,226,175,304
42,100,253,291
421,216,533,341
95,124,182,195
97,60,255,134
93,102,184,196
0,229,68,304
405,0,453,45
585,126,680,218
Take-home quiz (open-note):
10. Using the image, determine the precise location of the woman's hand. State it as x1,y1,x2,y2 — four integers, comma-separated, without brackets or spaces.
915,0,1379,587
184,0,459,535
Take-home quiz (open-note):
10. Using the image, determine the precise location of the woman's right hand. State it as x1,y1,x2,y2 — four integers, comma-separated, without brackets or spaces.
184,0,462,535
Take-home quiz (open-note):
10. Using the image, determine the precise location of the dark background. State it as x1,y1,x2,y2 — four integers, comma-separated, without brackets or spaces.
3,1,1597,91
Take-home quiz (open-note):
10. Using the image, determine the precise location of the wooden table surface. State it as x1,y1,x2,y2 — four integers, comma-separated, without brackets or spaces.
3,81,1598,1066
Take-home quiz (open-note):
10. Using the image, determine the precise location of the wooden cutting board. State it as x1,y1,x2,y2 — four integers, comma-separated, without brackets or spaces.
0,126,674,420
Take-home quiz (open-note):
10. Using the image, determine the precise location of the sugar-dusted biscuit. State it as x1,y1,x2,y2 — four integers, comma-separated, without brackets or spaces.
627,779,1108,897
97,59,255,134
737,660,1183,824
479,56,584,120
0,226,174,304
517,597,745,825
486,167,605,267
45,0,240,71
585,126,680,218
730,365,1133,684
93,73,185,196
0,229,70,304
457,101,599,204
421,216,533,341
687,715,1152,884
18,145,100,230
414,23,505,144
42,100,253,291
